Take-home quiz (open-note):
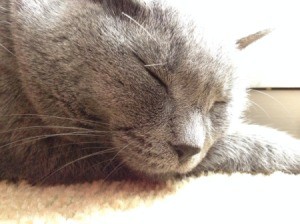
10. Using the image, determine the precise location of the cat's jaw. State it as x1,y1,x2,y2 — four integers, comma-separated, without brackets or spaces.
176,154,202,174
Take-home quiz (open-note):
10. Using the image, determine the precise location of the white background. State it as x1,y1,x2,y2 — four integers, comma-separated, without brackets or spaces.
163,0,300,88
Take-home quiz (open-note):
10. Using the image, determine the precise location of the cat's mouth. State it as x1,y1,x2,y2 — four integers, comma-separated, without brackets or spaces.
119,152,202,179
111,126,213,177
115,141,212,177
175,153,203,174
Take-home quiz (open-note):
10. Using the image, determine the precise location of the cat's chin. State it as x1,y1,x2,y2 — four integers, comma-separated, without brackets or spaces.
123,153,202,180
176,153,202,174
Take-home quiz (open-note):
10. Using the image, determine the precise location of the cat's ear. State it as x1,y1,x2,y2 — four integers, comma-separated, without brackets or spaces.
236,29,272,50
96,0,148,17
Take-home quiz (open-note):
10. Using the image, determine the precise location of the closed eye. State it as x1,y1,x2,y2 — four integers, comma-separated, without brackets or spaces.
209,100,228,112
214,101,227,105
132,52,168,90
144,65,168,90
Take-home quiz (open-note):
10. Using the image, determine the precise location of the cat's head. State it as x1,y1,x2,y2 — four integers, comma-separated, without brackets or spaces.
12,0,255,178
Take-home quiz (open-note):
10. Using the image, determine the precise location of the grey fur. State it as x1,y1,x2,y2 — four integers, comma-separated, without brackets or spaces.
0,0,299,185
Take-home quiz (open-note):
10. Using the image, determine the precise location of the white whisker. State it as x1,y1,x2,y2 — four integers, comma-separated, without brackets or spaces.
0,42,16,57
47,141,104,150
249,100,271,119
0,132,101,150
0,126,90,134
0,125,119,135
252,89,290,116
0,21,11,24
103,161,125,181
38,150,118,184
2,113,109,126
102,143,131,171
0,6,8,11
122,12,158,44
144,63,166,67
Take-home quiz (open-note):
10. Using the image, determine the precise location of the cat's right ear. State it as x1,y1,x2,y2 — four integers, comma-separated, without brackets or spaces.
95,0,148,18
236,29,272,50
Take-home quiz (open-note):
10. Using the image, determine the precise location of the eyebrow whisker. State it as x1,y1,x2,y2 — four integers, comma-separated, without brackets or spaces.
144,63,166,67
121,12,159,44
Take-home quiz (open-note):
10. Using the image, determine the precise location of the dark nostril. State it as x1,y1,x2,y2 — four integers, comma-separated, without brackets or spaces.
171,144,201,162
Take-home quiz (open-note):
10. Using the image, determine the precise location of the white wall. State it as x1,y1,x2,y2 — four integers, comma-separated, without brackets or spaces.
163,0,300,88
239,27,300,88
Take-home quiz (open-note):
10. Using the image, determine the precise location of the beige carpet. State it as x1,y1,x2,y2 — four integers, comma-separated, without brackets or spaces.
1,172,300,224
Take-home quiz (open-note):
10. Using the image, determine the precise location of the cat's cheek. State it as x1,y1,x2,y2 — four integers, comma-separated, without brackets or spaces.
119,151,179,175
110,133,175,173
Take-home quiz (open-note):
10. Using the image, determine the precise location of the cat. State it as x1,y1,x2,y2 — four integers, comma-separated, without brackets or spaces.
0,0,299,185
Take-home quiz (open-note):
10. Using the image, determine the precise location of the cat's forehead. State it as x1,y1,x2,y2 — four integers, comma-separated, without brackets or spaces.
101,0,236,100
126,2,235,84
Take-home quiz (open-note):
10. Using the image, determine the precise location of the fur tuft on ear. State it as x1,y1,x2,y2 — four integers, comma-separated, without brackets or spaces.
236,29,272,50
94,0,148,18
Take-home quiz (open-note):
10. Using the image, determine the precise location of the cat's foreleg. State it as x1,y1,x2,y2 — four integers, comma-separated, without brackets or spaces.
196,124,300,174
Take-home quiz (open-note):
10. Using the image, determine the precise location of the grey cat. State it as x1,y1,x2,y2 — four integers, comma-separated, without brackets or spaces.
1,0,300,185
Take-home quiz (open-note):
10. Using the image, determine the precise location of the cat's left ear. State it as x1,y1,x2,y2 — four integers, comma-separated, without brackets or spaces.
236,29,272,50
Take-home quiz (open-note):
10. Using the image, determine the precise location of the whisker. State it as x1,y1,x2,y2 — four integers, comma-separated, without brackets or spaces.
121,12,158,44
47,141,107,150
103,161,125,181
100,129,156,176
38,149,118,184
249,100,271,119
0,125,120,135
251,89,290,116
0,42,16,57
0,6,8,11
0,35,13,41
82,160,108,173
1,113,109,126
0,125,90,134
0,21,11,24
79,146,109,150
0,132,102,150
144,63,166,67
37,132,142,183
102,143,130,171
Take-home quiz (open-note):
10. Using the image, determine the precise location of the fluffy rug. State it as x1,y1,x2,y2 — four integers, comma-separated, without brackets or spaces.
1,172,299,223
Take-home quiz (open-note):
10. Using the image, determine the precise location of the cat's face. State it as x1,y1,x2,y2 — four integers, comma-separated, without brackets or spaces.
11,0,246,178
